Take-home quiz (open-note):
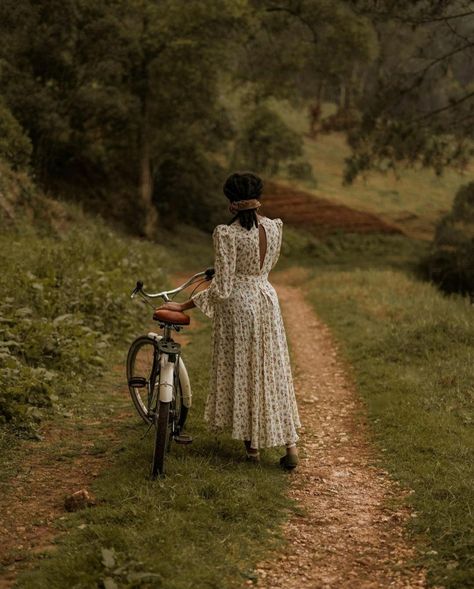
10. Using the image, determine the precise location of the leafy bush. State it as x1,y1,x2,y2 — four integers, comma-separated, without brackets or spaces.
423,181,474,296
0,101,32,169
0,206,168,434
286,160,316,185
232,106,304,175
154,146,226,232
0,160,35,222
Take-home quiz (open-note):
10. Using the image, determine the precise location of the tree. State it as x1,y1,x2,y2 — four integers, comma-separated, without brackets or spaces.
423,181,474,296
342,0,474,182
0,0,247,235
237,1,378,126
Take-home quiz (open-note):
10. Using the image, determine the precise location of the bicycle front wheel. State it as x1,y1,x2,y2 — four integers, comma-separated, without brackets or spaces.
151,401,171,478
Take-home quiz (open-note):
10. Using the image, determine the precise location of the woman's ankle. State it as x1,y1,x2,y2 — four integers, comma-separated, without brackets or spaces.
286,444,298,456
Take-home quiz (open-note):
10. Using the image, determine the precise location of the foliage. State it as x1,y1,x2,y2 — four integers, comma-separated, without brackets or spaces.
0,160,36,221
0,205,167,434
0,0,246,233
232,106,304,175
306,268,474,589
343,0,474,181
423,181,474,296
0,102,31,170
154,145,228,232
243,0,378,105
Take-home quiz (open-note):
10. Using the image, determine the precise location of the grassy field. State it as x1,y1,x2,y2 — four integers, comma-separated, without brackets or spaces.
300,264,474,589
0,205,167,438
271,99,474,238
16,319,293,589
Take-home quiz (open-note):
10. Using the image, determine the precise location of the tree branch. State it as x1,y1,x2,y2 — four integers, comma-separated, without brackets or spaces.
265,4,318,44
444,19,474,45
351,7,474,26
410,89,474,124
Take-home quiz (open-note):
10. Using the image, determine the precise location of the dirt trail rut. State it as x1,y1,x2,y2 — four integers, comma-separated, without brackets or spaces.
253,270,427,589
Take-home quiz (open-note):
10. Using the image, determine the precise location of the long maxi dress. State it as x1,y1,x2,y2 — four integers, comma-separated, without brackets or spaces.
192,216,301,449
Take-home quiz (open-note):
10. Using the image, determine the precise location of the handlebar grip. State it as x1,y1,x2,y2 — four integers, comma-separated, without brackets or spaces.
131,280,144,299
205,267,215,279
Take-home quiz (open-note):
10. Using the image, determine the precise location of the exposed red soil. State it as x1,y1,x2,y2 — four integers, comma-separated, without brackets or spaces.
261,182,403,235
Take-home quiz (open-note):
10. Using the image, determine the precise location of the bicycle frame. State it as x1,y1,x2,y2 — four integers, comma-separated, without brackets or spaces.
147,332,192,408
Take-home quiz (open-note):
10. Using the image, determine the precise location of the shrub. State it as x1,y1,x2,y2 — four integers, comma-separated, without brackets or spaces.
154,146,225,232
423,181,474,297
0,102,32,170
0,207,168,434
232,106,303,175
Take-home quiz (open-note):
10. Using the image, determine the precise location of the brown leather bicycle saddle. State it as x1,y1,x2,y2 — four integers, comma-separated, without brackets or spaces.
153,308,190,325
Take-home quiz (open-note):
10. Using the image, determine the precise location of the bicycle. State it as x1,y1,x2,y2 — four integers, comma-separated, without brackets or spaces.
126,268,214,478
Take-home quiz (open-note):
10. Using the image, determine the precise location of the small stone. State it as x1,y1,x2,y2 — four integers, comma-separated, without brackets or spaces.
64,489,96,512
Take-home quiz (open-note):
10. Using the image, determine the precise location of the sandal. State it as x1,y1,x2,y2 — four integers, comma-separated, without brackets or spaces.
244,440,260,462
279,454,299,470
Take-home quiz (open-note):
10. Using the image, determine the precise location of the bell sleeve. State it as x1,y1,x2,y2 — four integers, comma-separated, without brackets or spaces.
192,225,236,318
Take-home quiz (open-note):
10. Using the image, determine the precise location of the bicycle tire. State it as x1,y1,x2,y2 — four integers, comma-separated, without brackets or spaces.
174,371,188,430
126,335,159,424
151,400,171,478
127,335,189,428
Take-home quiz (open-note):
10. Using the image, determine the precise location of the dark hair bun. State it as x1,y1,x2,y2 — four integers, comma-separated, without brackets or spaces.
223,172,263,202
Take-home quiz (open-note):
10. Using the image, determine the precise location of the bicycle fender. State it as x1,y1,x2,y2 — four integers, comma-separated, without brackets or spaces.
178,358,192,408
148,332,192,408
159,353,174,403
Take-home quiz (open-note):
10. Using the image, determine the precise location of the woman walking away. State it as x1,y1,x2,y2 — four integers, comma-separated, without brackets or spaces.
159,172,301,469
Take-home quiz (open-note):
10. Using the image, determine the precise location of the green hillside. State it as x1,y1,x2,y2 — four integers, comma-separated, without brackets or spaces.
272,100,474,239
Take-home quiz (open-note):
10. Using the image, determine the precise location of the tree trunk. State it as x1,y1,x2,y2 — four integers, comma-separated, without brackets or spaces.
138,106,158,239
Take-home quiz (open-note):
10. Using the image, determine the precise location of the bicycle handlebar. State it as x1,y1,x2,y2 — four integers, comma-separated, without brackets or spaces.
130,268,214,302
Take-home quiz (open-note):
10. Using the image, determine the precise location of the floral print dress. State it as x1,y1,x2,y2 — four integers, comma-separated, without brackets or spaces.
192,216,301,449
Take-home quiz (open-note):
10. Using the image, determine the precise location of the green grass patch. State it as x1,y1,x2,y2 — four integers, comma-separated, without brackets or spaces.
305,268,474,588
280,226,428,272
16,320,293,589
0,204,171,436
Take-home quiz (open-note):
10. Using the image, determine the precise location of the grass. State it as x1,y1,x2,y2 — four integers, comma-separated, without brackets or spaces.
279,225,429,272
1,196,294,589
303,265,474,589
15,319,293,589
270,99,474,238
0,203,170,437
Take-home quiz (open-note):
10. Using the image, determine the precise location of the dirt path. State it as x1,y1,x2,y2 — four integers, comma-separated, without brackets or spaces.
252,269,428,589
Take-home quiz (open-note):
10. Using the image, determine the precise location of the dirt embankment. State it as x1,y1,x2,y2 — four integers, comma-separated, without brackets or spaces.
261,182,403,236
